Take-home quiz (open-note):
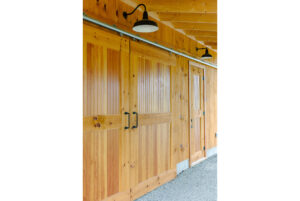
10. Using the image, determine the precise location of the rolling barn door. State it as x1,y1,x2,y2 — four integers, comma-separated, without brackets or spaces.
189,62,206,165
83,24,131,201
129,41,177,200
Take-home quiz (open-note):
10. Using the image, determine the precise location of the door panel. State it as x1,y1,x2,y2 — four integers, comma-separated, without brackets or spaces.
83,24,178,201
83,24,130,201
129,41,176,189
189,63,206,165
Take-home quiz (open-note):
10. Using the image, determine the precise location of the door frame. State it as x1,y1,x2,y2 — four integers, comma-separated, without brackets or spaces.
188,61,207,166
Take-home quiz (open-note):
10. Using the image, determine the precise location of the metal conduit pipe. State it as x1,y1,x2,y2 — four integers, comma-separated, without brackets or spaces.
83,14,217,69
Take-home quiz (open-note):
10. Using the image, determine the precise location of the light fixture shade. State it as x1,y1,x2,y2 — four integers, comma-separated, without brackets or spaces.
133,19,159,33
201,48,212,59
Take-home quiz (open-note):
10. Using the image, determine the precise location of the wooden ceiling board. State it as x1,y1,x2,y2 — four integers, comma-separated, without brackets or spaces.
132,0,217,13
158,12,217,23
173,22,217,32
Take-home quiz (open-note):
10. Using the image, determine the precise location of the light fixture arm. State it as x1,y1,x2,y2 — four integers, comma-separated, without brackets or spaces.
123,4,147,19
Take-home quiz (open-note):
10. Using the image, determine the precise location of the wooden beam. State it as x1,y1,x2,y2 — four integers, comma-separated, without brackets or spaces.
173,22,217,32
204,41,217,49
184,30,217,37
195,36,217,43
126,0,217,13
158,12,217,23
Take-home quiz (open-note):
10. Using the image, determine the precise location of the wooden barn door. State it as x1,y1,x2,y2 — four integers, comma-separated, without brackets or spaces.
129,41,177,200
189,62,206,165
83,24,131,201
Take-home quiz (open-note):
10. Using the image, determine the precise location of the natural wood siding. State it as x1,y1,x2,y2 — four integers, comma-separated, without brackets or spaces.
205,67,218,149
189,64,205,164
83,23,217,201
83,24,130,201
129,41,174,190
170,56,189,167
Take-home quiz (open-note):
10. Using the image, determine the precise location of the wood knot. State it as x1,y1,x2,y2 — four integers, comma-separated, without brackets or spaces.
180,144,185,151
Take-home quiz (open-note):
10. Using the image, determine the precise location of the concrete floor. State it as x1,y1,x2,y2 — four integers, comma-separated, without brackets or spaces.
136,155,217,201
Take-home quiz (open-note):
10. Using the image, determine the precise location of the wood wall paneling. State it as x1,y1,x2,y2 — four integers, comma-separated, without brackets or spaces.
83,23,217,201
170,55,189,168
205,67,218,149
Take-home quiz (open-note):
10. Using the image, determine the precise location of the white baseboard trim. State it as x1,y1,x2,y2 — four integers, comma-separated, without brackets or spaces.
176,159,189,175
191,147,217,167
206,147,217,158
176,147,217,172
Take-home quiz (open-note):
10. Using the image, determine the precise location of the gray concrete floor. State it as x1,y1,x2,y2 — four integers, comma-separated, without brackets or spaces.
136,155,217,201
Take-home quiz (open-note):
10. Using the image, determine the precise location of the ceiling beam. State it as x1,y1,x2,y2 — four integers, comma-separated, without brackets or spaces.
195,36,217,43
204,41,217,49
210,45,217,50
127,0,217,13
184,30,217,37
157,12,217,23
172,22,217,32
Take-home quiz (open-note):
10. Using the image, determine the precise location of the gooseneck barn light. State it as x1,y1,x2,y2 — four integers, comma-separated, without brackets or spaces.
196,47,213,59
123,4,159,33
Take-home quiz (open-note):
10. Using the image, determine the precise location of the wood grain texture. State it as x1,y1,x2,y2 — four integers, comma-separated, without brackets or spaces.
83,23,217,201
195,36,217,43
127,0,217,13
189,63,206,165
173,22,217,32
102,191,130,201
129,41,175,192
122,0,218,48
83,24,131,201
158,12,217,23
184,30,217,37
205,67,217,149
170,56,190,168
83,0,218,64
130,169,176,200
204,41,218,49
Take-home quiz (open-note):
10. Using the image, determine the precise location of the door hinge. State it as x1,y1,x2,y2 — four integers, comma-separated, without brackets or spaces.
202,76,204,80
203,146,206,151
203,111,205,115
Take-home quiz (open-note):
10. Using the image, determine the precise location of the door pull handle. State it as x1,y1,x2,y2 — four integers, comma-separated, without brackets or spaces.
124,112,130,129
132,112,138,128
